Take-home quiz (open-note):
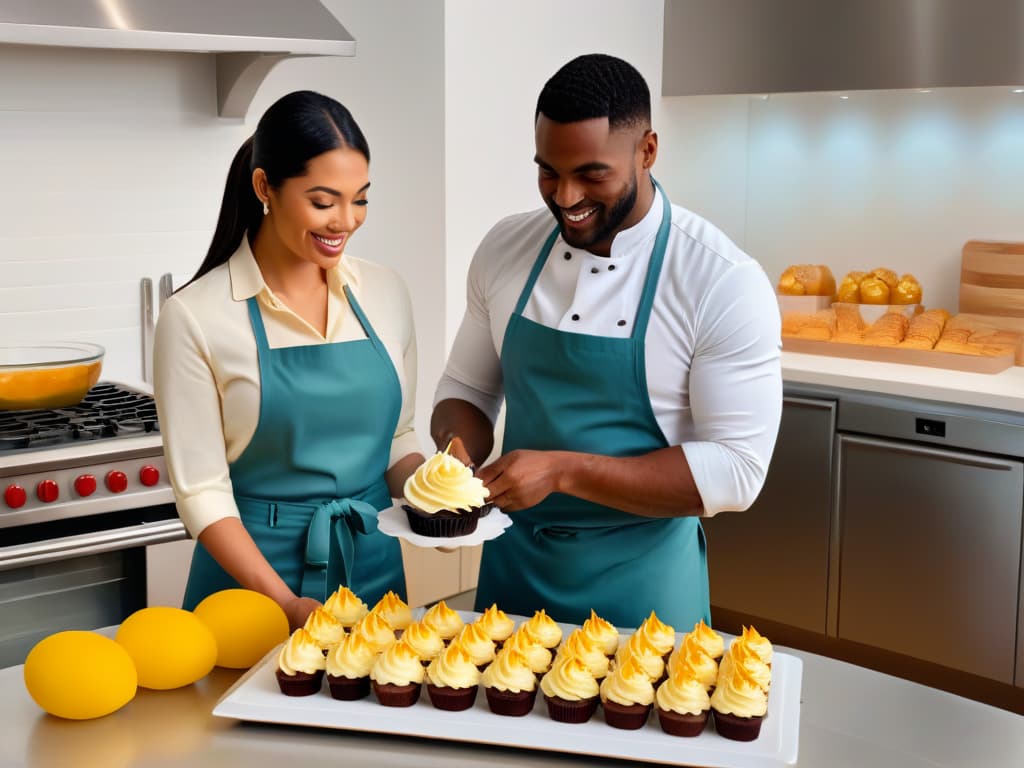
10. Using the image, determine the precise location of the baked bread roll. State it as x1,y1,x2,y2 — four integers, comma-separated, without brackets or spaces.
863,311,909,346
858,276,891,305
836,269,923,305
900,309,949,350
833,303,867,343
836,271,867,303
892,274,922,305
777,265,837,298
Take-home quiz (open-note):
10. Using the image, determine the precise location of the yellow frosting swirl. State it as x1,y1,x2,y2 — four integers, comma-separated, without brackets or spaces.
277,628,326,676
667,636,718,691
351,612,396,654
426,642,481,689
302,607,345,650
323,586,368,627
403,445,488,513
370,590,412,631
503,626,552,675
402,621,444,661
370,639,425,686
614,631,665,682
581,609,619,656
688,618,725,659
475,604,515,643
556,629,609,679
719,640,771,693
656,667,711,715
740,625,773,665
637,611,676,656
482,648,537,693
453,622,496,667
421,600,465,640
599,654,654,707
709,664,767,718
524,609,563,649
326,630,378,679
540,654,599,701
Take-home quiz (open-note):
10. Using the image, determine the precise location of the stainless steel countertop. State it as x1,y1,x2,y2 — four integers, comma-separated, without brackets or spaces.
2,634,1022,768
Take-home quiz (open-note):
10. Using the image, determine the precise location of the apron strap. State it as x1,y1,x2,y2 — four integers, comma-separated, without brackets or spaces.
630,179,672,342
302,497,380,597
345,284,390,358
245,296,272,352
513,227,561,316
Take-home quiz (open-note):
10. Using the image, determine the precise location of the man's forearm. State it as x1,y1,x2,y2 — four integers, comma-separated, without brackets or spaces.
558,446,704,518
430,398,495,466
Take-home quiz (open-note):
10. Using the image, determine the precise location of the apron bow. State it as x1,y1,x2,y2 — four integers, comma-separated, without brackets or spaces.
304,498,379,594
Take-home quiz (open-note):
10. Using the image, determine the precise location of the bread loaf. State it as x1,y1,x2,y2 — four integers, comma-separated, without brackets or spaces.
863,311,910,346
777,265,837,298
900,309,949,350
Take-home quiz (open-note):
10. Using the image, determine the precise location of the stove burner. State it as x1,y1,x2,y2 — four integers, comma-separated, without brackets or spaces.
0,384,159,452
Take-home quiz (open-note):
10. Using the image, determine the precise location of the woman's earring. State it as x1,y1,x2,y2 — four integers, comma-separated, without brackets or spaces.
262,201,269,216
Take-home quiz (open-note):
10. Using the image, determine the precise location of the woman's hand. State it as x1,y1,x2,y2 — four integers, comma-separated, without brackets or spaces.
282,595,322,631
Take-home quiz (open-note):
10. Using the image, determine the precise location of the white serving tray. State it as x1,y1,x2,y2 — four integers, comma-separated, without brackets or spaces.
213,613,801,768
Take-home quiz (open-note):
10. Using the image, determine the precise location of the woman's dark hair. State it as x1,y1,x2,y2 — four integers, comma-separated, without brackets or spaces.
536,53,650,131
183,90,370,287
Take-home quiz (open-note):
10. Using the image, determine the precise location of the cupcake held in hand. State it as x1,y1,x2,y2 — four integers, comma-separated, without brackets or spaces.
402,442,490,537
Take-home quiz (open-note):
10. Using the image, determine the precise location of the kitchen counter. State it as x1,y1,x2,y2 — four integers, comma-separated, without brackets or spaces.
2,641,1022,767
783,351,1024,413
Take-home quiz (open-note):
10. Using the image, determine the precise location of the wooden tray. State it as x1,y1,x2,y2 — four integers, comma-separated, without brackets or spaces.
782,337,1015,374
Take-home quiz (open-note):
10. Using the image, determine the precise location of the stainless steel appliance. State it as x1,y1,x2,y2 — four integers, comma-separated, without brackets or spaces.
0,383,185,667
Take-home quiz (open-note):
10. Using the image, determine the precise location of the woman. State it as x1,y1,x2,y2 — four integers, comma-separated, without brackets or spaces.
154,91,424,630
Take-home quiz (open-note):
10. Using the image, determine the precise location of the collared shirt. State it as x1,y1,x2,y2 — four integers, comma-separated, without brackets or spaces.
154,238,420,537
435,188,782,516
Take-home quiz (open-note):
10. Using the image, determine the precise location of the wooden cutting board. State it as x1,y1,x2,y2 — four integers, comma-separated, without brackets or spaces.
959,240,1024,318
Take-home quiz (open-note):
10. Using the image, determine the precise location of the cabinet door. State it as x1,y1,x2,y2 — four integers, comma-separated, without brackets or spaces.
837,435,1023,683
703,397,835,633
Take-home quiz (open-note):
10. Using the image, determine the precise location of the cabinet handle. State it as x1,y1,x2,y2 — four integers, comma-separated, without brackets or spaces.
839,434,1019,472
783,396,837,411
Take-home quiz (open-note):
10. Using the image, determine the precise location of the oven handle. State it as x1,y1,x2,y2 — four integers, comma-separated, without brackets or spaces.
0,519,189,571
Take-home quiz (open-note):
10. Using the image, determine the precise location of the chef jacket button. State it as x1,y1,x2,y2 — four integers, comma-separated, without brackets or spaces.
572,314,580,321
590,267,599,274
617,320,627,327
608,264,617,271
564,252,572,260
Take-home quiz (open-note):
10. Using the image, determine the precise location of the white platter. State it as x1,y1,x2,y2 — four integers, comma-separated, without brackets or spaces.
377,503,512,548
213,612,801,768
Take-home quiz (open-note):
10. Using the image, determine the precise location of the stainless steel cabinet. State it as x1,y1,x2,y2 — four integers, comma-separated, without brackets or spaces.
703,397,835,633
836,434,1024,684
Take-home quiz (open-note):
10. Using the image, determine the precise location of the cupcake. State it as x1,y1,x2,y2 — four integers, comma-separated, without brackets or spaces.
302,607,345,654
581,609,619,657
539,653,600,724
635,611,676,659
275,628,326,696
688,618,725,661
502,625,552,679
614,631,666,684
655,665,711,737
370,639,424,707
402,442,489,537
718,638,770,694
475,603,515,646
326,631,377,700
667,634,719,691
523,609,563,649
482,648,538,717
555,629,609,680
350,612,396,654
599,655,655,730
421,599,465,642
453,621,496,670
323,585,369,628
425,641,481,711
403,621,444,666
370,590,412,635
710,664,768,741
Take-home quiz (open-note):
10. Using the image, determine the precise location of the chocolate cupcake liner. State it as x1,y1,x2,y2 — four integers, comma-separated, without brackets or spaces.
602,700,652,730
426,683,479,711
657,707,709,737
713,710,764,741
485,686,537,717
543,694,599,724
372,681,422,707
275,668,324,697
403,505,481,537
326,673,370,701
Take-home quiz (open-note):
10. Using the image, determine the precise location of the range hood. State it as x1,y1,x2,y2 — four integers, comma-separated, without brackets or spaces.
0,0,355,117
663,0,1024,97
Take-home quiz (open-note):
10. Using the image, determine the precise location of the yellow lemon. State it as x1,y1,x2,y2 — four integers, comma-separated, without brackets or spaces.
24,631,137,720
193,589,289,669
115,607,217,690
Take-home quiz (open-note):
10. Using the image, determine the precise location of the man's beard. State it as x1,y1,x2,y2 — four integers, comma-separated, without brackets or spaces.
548,174,638,251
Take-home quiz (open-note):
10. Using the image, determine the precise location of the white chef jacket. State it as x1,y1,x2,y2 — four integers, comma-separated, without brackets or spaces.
154,239,420,538
435,188,782,517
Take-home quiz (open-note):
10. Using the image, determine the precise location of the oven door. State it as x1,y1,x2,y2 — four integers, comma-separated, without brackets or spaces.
0,504,186,668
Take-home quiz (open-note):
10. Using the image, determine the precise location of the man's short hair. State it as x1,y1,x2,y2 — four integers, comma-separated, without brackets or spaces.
535,53,651,131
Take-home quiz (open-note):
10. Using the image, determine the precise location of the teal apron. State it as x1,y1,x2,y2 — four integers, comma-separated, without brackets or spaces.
476,184,710,629
182,285,406,610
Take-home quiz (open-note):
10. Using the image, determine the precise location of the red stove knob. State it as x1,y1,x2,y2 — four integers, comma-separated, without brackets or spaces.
139,465,160,487
4,484,27,509
36,479,59,503
106,470,128,493
75,474,97,497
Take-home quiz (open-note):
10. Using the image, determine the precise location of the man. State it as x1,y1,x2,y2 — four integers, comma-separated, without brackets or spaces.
432,54,781,629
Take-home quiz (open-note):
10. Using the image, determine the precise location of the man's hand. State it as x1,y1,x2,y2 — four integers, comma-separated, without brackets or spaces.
477,450,569,511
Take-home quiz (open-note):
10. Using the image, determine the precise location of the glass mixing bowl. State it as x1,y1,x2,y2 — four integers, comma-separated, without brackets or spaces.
0,342,105,410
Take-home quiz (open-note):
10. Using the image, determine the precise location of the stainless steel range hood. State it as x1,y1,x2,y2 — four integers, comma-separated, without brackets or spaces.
663,0,1024,96
0,0,356,117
